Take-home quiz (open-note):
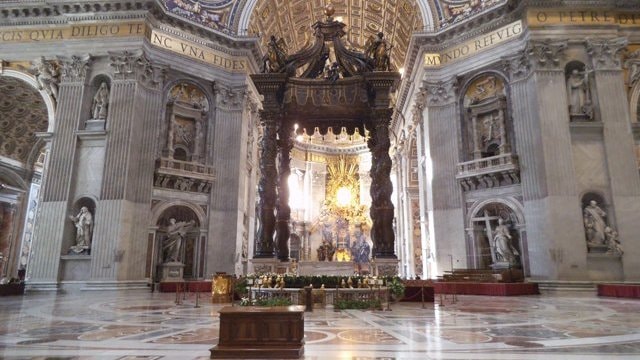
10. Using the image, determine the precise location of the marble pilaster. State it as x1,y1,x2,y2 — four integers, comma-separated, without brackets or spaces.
27,57,88,287
422,78,466,276
588,38,640,280
207,84,248,275
90,52,165,280
509,41,587,280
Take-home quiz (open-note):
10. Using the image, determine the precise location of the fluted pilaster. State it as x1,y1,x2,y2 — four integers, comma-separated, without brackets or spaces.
28,72,85,286
590,48,640,279
509,41,587,280
422,78,465,275
207,85,248,274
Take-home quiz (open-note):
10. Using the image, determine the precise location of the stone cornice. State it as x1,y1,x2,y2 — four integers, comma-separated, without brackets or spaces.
0,1,263,70
0,1,153,24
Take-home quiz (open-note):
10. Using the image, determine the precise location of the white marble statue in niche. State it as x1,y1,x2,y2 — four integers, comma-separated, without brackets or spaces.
604,227,624,256
69,206,93,254
583,200,622,255
91,82,110,120
583,200,607,245
492,218,519,266
566,69,593,120
162,218,196,263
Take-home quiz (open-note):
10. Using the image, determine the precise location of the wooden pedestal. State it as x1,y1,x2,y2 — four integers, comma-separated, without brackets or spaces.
210,305,305,359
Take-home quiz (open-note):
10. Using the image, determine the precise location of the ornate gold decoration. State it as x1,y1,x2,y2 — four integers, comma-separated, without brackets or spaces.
464,75,505,105
248,0,423,71
324,155,370,228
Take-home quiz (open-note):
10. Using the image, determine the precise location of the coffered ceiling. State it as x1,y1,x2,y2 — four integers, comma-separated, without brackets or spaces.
247,0,424,71
161,0,508,69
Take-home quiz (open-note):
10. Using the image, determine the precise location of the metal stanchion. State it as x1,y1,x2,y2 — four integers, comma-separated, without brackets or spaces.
452,283,457,304
175,283,182,305
195,287,200,308
421,285,425,309
230,277,235,307
385,287,391,311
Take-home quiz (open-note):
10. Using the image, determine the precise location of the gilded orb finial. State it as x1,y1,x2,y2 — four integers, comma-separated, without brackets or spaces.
324,4,335,18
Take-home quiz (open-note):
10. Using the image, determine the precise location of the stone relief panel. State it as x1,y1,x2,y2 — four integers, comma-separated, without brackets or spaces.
434,0,507,29
0,77,48,164
624,44,640,123
162,0,233,32
462,74,509,160
408,135,419,187
154,82,213,193
410,197,423,276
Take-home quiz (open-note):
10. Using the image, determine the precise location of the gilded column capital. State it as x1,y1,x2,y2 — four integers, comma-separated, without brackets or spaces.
108,50,141,81
503,49,532,82
525,39,568,71
586,37,628,71
136,54,167,90
214,83,248,111
423,78,457,107
58,54,92,83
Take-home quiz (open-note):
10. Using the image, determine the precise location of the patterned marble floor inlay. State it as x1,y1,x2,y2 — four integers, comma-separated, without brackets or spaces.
0,290,640,359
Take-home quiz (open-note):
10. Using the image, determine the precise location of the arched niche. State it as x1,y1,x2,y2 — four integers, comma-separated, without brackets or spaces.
84,75,112,131
580,191,617,254
565,60,595,122
153,204,205,280
460,73,513,161
163,82,209,163
63,197,97,255
465,198,528,275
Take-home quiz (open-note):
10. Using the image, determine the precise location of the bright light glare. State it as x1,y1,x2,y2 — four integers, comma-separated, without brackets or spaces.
288,174,303,210
296,135,304,142
336,187,352,207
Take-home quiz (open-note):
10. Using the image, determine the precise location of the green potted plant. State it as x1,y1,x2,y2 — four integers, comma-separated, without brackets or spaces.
387,277,405,302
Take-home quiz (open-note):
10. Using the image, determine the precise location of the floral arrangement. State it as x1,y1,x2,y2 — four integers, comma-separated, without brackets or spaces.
241,274,404,291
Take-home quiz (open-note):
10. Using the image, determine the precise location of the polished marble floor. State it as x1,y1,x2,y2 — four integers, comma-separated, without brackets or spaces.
0,289,639,359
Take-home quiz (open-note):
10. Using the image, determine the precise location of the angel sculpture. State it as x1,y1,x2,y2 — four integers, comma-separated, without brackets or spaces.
365,32,393,71
262,35,288,73
31,56,60,100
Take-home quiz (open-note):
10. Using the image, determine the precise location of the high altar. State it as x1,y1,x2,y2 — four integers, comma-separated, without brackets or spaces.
249,5,400,276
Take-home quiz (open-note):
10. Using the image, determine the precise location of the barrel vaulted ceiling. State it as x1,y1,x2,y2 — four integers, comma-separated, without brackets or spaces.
162,0,507,69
